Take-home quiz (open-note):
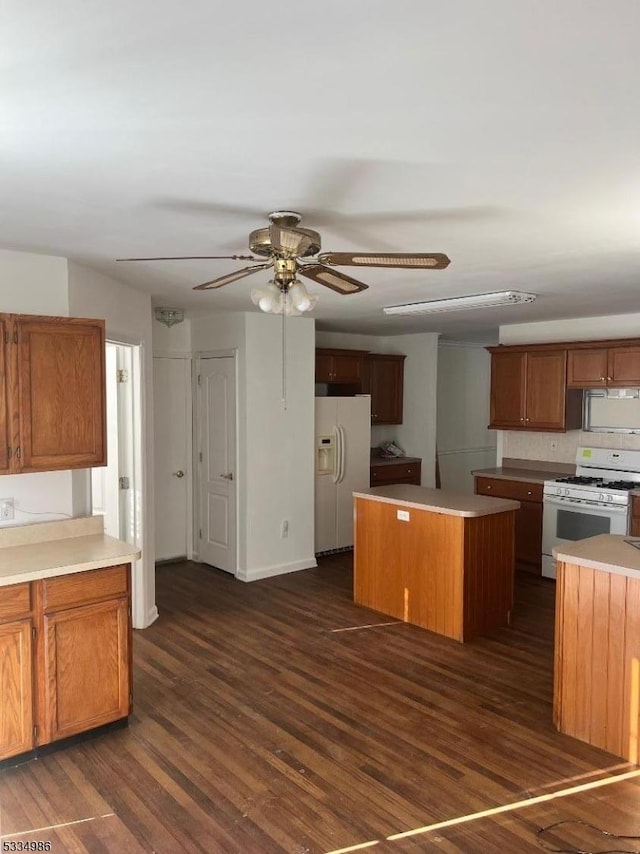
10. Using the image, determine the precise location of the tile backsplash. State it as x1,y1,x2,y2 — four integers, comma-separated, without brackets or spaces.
502,429,640,464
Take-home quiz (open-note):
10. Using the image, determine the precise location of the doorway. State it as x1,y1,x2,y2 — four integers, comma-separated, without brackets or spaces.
91,342,140,544
195,353,237,574
153,355,192,561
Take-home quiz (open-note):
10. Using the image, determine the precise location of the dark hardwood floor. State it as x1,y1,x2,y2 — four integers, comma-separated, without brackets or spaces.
1,554,639,853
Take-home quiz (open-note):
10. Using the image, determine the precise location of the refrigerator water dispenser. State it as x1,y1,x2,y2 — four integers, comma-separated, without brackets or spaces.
316,435,335,475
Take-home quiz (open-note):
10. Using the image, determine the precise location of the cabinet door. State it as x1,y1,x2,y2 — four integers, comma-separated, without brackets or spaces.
608,346,640,386
525,351,567,429
16,317,106,471
514,500,543,573
331,352,365,383
489,351,526,428
0,316,12,473
368,355,405,424
0,619,34,760
566,349,608,388
41,597,130,743
315,351,333,383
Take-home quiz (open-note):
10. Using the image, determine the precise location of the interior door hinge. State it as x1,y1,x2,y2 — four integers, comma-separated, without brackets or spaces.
3,331,8,344
117,369,129,383
197,374,201,386
119,476,130,490
33,723,38,740
199,528,202,539
13,329,18,344
31,625,36,640
199,451,203,462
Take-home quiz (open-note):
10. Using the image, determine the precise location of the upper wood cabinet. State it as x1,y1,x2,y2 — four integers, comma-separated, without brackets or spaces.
2,314,106,473
364,354,406,424
315,348,368,385
0,316,11,474
567,346,640,388
488,348,582,432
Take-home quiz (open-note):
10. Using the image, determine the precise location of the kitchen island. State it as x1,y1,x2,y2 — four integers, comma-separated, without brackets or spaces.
0,516,140,763
353,484,519,642
553,535,640,762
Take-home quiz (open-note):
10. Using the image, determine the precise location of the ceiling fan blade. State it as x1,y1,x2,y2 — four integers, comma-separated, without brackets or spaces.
318,252,451,270
193,263,272,291
268,224,317,257
298,264,368,295
117,254,259,262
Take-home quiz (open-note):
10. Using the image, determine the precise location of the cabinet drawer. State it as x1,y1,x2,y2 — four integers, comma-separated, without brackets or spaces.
0,583,31,621
42,564,129,612
371,461,421,486
475,476,543,503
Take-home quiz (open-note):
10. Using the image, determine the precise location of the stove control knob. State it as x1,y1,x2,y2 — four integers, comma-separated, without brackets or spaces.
598,493,604,501
607,494,613,502
564,488,571,496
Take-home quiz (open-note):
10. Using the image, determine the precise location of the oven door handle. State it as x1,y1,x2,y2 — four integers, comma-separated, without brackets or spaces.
544,495,629,514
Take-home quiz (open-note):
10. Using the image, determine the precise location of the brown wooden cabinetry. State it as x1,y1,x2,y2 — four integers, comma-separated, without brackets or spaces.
370,459,421,487
0,316,11,474
630,494,640,537
0,564,131,762
567,346,640,388
0,583,34,760
475,476,543,574
1,314,106,473
364,354,405,424
315,349,367,385
488,348,582,432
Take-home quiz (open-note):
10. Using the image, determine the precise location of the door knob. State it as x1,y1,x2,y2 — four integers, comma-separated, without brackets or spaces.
220,472,234,481
173,470,185,478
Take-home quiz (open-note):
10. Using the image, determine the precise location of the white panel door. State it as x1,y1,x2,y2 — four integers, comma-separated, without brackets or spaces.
336,396,371,549
314,398,338,553
154,357,190,560
198,356,236,574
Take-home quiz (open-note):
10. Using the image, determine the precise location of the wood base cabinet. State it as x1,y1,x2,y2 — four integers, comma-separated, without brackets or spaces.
475,476,543,574
0,564,131,761
370,459,421,487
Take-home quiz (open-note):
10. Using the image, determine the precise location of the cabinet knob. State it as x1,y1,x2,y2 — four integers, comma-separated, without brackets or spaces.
607,376,612,381
527,490,532,495
525,418,530,422
600,376,606,381
407,469,412,474
520,417,525,422
486,485,492,490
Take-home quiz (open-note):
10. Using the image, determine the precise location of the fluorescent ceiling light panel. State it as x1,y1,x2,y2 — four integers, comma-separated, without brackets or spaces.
383,290,537,316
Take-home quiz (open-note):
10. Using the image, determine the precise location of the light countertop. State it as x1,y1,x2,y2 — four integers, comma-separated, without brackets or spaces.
0,516,141,588
353,484,519,517
472,466,573,484
553,535,640,580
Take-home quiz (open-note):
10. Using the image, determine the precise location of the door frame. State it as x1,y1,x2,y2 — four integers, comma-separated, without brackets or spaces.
153,350,194,561
193,349,239,574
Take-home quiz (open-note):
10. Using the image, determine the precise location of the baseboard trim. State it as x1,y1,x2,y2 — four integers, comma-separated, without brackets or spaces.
145,604,159,627
236,556,318,583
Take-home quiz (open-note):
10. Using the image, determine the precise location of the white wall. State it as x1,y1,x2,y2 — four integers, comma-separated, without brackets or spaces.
152,316,192,353
0,249,75,527
68,262,156,629
437,343,496,493
315,330,440,486
498,312,640,465
191,311,316,580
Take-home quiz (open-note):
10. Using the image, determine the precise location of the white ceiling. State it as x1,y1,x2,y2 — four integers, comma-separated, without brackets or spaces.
2,1,639,338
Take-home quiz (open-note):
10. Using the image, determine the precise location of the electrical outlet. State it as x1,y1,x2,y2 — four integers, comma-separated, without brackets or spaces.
0,498,14,520
281,520,289,538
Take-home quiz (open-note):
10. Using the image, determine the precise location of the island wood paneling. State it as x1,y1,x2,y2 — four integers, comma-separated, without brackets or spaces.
354,497,514,642
554,560,640,762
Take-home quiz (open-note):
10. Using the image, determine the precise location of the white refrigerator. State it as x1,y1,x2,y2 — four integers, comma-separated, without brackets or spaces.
315,396,371,553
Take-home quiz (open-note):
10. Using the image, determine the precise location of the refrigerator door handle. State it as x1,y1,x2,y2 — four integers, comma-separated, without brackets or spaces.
337,424,346,484
332,425,341,484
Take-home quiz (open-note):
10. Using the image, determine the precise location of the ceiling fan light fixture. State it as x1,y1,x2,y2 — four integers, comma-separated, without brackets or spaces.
251,280,317,316
383,290,537,316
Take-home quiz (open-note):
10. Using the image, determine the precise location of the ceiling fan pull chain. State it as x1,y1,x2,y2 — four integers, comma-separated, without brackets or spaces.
282,296,287,411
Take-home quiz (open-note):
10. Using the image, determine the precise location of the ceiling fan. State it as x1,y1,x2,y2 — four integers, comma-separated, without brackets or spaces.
118,210,450,314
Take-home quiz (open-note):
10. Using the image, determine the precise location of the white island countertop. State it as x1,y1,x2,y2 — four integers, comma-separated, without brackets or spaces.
353,484,519,518
0,516,140,588
553,534,640,580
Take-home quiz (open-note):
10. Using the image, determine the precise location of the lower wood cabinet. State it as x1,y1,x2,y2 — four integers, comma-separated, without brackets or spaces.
0,616,34,759
370,459,421,487
631,494,640,537
475,476,543,574
0,564,132,761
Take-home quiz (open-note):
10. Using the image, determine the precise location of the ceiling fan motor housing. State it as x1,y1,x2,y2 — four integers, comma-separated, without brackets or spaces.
249,211,321,258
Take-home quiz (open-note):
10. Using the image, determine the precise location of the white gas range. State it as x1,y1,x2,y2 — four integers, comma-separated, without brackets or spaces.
541,446,640,579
